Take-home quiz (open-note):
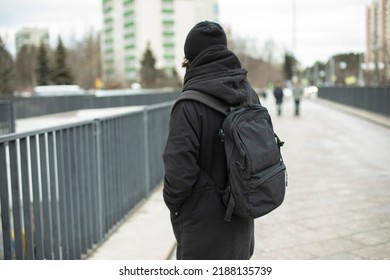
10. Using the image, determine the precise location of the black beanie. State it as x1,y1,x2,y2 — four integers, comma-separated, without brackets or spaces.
184,21,227,61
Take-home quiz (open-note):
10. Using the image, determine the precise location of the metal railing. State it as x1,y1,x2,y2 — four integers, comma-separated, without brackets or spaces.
0,101,15,136
318,87,390,115
0,101,173,260
0,89,179,119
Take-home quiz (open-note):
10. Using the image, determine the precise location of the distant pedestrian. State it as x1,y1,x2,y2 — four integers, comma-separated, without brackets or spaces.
260,88,267,100
163,21,256,260
292,81,304,116
273,81,284,116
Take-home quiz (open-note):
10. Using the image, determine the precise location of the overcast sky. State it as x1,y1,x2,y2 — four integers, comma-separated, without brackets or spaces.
0,0,372,66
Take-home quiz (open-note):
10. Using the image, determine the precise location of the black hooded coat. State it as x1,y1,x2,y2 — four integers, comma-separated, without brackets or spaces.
163,45,259,260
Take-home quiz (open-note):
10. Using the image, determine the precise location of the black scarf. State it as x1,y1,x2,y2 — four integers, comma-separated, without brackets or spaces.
183,45,252,106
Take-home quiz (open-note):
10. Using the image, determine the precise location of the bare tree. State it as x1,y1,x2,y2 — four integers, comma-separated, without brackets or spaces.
261,40,276,63
68,30,101,89
228,35,283,88
15,45,37,91
242,55,283,88
0,36,15,96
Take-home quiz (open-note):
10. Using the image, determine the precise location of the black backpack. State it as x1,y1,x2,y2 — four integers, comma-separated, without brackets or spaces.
175,90,287,221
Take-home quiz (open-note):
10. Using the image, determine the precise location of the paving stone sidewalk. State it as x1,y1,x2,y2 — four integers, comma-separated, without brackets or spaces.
88,184,175,260
251,97,390,259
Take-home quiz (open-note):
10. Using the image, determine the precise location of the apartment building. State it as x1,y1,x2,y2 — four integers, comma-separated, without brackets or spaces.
15,27,49,53
101,0,219,87
366,0,390,69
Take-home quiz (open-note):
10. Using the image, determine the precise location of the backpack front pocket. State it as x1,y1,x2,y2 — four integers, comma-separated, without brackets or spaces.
247,162,286,218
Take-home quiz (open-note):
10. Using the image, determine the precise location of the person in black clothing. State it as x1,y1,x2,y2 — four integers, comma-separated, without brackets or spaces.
273,81,284,116
162,21,258,260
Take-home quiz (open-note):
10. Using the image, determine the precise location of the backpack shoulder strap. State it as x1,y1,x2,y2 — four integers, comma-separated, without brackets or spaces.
174,90,229,116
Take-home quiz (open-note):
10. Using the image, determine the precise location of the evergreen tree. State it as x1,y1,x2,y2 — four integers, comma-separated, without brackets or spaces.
0,36,15,95
283,52,296,81
140,42,157,88
16,45,36,90
52,36,74,85
36,40,51,86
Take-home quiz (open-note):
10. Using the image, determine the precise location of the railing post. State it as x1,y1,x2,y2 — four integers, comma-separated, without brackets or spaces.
0,142,12,259
10,102,15,134
93,120,105,242
143,107,150,196
19,137,35,259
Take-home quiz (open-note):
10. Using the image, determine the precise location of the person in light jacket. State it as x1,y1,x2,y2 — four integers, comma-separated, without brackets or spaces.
292,80,304,116
163,21,259,260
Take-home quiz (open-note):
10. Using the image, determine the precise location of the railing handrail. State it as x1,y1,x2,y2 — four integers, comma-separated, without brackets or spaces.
0,89,180,120
0,106,146,143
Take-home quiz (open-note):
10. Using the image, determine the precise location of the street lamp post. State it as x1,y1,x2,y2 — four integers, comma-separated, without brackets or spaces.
358,53,365,86
360,62,367,86
339,61,347,85
368,62,376,85
377,62,385,84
